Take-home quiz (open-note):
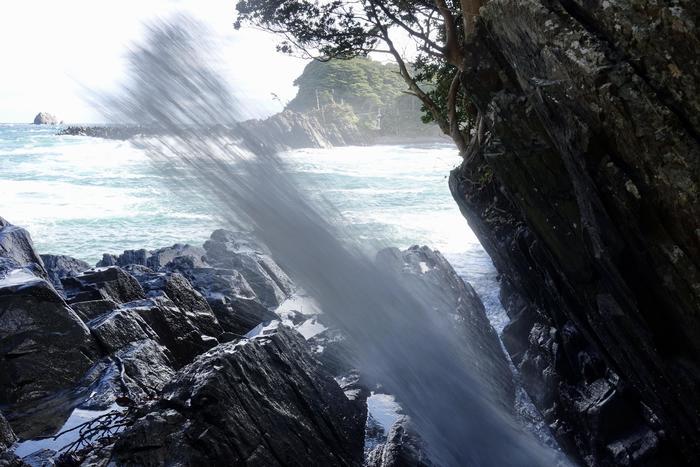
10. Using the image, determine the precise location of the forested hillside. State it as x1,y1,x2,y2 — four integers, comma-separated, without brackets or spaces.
287,58,439,137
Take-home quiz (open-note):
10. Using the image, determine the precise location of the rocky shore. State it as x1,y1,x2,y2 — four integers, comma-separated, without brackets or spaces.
0,216,509,466
57,109,448,150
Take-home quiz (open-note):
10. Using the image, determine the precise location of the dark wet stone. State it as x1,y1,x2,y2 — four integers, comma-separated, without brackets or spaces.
61,267,145,304
129,270,222,338
367,417,432,467
111,325,365,466
0,275,97,406
203,230,293,308
39,254,90,295
0,218,46,279
122,297,217,367
70,299,119,322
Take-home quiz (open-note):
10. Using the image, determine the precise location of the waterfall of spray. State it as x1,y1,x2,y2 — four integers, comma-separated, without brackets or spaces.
99,16,558,467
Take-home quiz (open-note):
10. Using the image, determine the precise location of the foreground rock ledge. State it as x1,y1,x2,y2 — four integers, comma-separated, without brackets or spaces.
111,325,366,466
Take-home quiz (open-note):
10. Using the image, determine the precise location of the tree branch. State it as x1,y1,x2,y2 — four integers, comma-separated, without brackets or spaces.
447,71,468,153
433,0,464,68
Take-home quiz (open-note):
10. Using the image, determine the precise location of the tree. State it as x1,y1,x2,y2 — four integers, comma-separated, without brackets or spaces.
235,0,487,158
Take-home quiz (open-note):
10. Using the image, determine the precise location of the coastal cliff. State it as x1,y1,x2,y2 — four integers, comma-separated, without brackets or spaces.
451,1,699,465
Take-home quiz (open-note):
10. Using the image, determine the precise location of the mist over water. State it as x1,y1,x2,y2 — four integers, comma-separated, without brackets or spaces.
100,16,556,466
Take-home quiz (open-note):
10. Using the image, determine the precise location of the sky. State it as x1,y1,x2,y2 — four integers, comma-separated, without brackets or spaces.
0,0,309,123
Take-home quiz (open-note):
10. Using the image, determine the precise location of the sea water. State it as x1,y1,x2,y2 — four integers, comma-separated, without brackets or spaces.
0,123,503,326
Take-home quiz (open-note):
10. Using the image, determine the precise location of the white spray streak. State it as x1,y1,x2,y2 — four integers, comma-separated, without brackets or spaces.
100,15,557,467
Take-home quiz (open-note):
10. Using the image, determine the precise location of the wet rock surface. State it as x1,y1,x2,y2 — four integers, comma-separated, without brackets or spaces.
450,2,700,465
0,275,97,407
0,222,377,465
367,417,432,467
120,296,218,367
40,254,90,294
111,325,366,466
204,229,294,308
0,217,46,279
61,267,145,304
96,243,206,271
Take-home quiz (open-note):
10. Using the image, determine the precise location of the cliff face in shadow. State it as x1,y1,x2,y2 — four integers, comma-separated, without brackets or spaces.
450,1,699,465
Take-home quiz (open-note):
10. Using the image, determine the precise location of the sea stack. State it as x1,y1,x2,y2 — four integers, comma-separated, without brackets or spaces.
32,112,58,125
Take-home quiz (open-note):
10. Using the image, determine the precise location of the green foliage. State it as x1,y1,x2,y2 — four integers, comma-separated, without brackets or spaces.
288,57,435,135
288,58,404,114
234,0,466,138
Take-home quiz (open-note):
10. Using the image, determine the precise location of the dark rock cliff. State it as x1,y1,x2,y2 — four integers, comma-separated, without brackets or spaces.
450,1,699,465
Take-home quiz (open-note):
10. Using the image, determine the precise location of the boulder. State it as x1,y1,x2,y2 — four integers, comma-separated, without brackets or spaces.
121,297,217,367
129,270,222,338
32,113,58,125
208,295,277,336
203,230,293,308
80,339,175,410
307,327,355,377
148,244,206,270
88,307,159,354
61,267,145,304
96,249,148,268
0,218,46,279
367,417,432,467
170,265,276,335
70,299,119,322
111,325,365,466
96,244,206,270
0,272,98,406
39,254,90,294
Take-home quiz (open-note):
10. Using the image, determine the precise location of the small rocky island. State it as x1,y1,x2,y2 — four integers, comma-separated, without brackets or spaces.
32,113,59,125
0,216,508,465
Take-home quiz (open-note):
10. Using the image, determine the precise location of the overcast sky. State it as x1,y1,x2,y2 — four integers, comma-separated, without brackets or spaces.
0,0,308,123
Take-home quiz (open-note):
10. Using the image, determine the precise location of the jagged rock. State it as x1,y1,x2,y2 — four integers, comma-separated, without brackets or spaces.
96,249,147,268
0,412,16,452
61,267,145,304
179,266,256,300
0,272,97,406
307,327,355,376
32,113,58,125
96,244,206,270
149,244,206,270
111,325,365,466
168,263,277,335
129,270,222,338
208,295,277,336
367,417,432,467
240,108,363,150
70,299,119,322
376,245,514,412
88,307,159,354
120,297,217,367
203,230,293,308
39,254,90,294
0,218,46,279
448,1,700,464
80,339,175,410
